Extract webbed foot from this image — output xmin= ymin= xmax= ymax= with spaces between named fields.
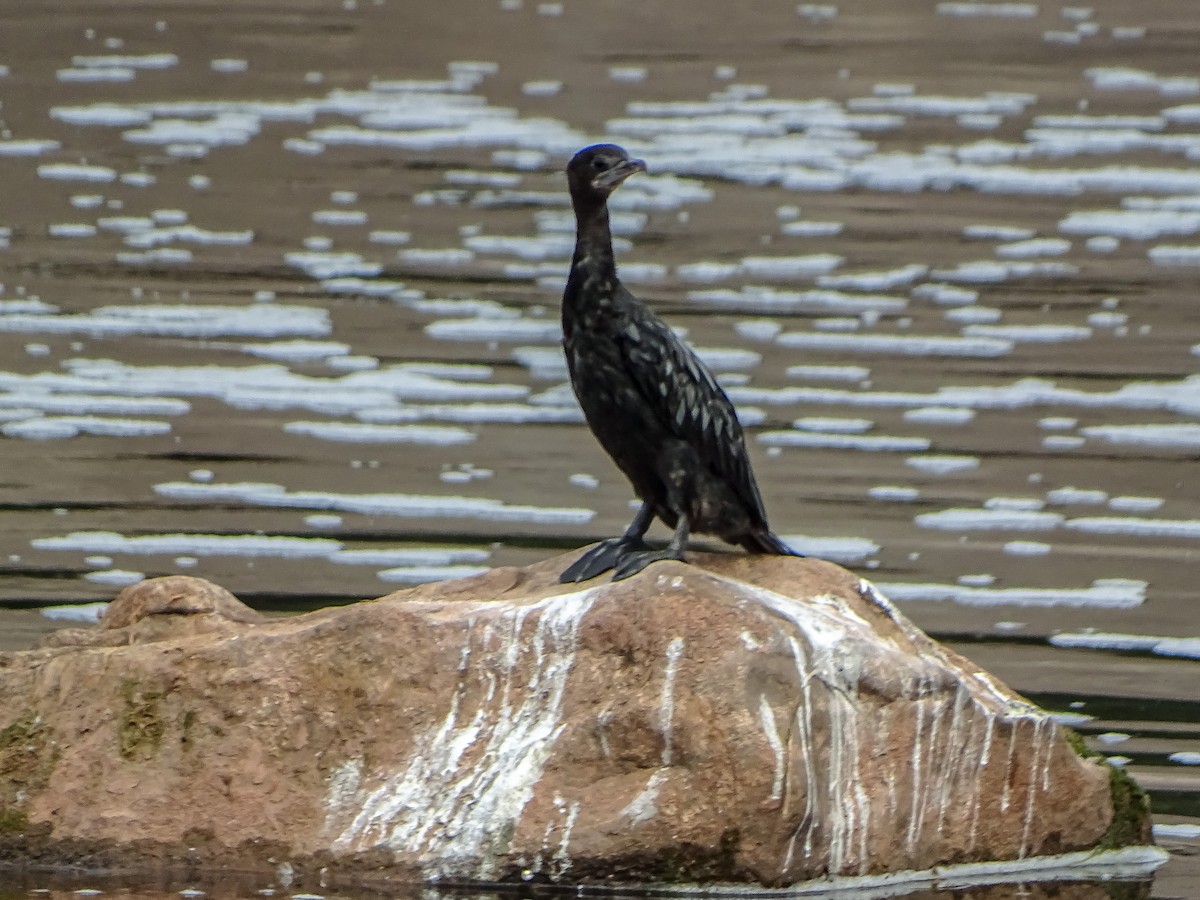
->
xmin=560 ymin=537 xmax=650 ymax=583
xmin=611 ymin=547 xmax=686 ymax=581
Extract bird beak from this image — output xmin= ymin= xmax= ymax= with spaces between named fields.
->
xmin=593 ymin=157 xmax=647 ymax=191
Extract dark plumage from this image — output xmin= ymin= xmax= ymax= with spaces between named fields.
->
xmin=559 ymin=143 xmax=800 ymax=583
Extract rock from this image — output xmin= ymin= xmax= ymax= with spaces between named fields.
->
xmin=0 ymin=552 xmax=1158 ymax=890
xmin=39 ymin=575 xmax=266 ymax=649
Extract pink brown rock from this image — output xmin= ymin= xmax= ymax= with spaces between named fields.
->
xmin=0 ymin=553 xmax=1155 ymax=889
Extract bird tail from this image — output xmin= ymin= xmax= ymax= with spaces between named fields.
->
xmin=741 ymin=528 xmax=804 ymax=557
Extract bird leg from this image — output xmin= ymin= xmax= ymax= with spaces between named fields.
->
xmin=611 ymin=511 xmax=690 ymax=581
xmin=560 ymin=501 xmax=654 ymax=583
xmin=610 ymin=440 xmax=696 ymax=581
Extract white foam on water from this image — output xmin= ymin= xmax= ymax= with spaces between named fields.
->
xmin=320 ymin=277 xmax=413 ymax=299
xmin=1149 ymin=245 xmax=1200 ymax=265
xmin=400 ymin=248 xmax=476 ymax=266
xmin=568 ymin=473 xmax=599 ymax=489
xmin=818 ymin=264 xmax=928 ymax=291
xmin=985 ymin=497 xmax=1045 ymax=511
xmin=83 ymin=569 xmax=145 ymax=586
xmin=786 ymin=364 xmax=870 ymax=382
xmin=777 ymin=331 xmax=1012 ymax=358
xmin=1081 ymin=423 xmax=1200 ymax=448
xmin=962 ymin=324 xmax=1092 ymax=343
xmin=760 ymin=430 xmax=930 ymax=452
xmin=152 ymin=209 xmax=188 ymax=225
xmin=0 ymin=139 xmax=61 ymax=156
xmin=305 ymin=515 xmax=343 ymax=529
xmin=691 ymin=286 xmax=907 ymax=314
xmin=124 ymin=225 xmax=254 ymax=248
xmin=211 ymin=58 xmax=249 ymax=73
xmin=240 ymin=341 xmax=351 ymax=362
xmin=445 ymin=170 xmax=523 ymax=188
xmin=779 ymin=535 xmax=879 ymax=563
xmin=58 ymin=67 xmax=136 ymax=83
xmin=1043 ymin=434 xmax=1085 ymax=449
xmin=1155 ymin=824 xmax=1200 ymax=839
xmin=734 ymin=320 xmax=782 ymax=341
xmin=284 ymin=421 xmax=476 ymax=445
xmin=793 ymin=417 xmax=873 ymax=434
xmin=1065 ymin=516 xmax=1200 ymax=539
xmin=1049 ymin=631 xmax=1196 ymax=657
xmin=1003 ymin=541 xmax=1051 ymax=556
xmin=995 ymin=238 xmax=1071 ymax=258
xmin=1108 ymin=496 xmax=1164 ymax=512
xmin=1045 ymin=486 xmax=1107 ymax=505
xmin=286 ymin=251 xmax=382 ymax=279
xmin=1087 ymin=235 xmax=1120 ymax=252
xmin=464 ymin=233 xmax=580 ymax=261
xmin=1 ymin=416 xmax=171 ymax=439
xmin=739 ymin=254 xmax=844 ymax=278
xmin=154 ymin=480 xmax=595 ymax=525
xmin=696 ymin=347 xmax=761 ymax=371
xmin=425 ymin=318 xmax=560 ymax=343
xmin=33 ymin=531 xmax=343 ymax=558
xmin=937 ymin=2 xmax=1037 ymax=17
xmin=880 ymin=579 xmax=1146 ymax=608
xmin=48 ymin=224 xmax=98 ymax=238
xmin=912 ymin=283 xmax=979 ymax=306
xmin=868 ymin=485 xmax=920 ymax=502
xmin=1059 ymin=209 xmax=1200 ymax=238
xmin=331 ymin=547 xmax=489 ymax=566
xmin=916 ymin=509 xmax=1063 ymax=531
xmin=903 ymin=406 xmax=975 ymax=425
xmin=368 ymin=230 xmax=411 ymax=245
xmin=782 ymin=221 xmax=844 ymax=237
xmin=124 ymin=114 xmax=261 ymax=148
xmin=73 ymin=53 xmax=178 ymax=69
xmin=1087 ymin=67 xmax=1199 ymax=96
xmin=37 ymin=163 xmax=117 ymax=182
xmin=312 ymin=209 xmax=368 ymax=226
xmin=117 ymin=248 xmax=195 ymax=266
xmin=905 ymin=455 xmax=980 ymax=474
xmin=377 ymin=565 xmax=492 ymax=584
xmin=932 ymin=260 xmax=1077 ymax=283
xmin=0 ymin=304 xmax=330 ymax=338
xmin=964 ymin=224 xmax=1036 ymax=240
xmin=40 ymin=602 xmax=110 ymax=623
xmin=945 ymin=306 xmax=1002 ymax=324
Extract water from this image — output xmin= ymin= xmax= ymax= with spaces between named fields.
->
xmin=1 ymin=0 xmax=1199 ymax=893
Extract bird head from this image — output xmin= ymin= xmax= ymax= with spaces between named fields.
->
xmin=566 ymin=144 xmax=647 ymax=204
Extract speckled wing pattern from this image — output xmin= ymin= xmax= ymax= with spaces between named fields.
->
xmin=612 ymin=283 xmax=769 ymax=523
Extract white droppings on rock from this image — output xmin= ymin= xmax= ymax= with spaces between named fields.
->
xmin=331 ymin=588 xmax=598 ymax=879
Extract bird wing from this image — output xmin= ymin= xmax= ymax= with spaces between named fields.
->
xmin=613 ymin=284 xmax=770 ymax=522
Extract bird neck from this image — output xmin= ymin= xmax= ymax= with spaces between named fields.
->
xmin=569 ymin=199 xmax=616 ymax=281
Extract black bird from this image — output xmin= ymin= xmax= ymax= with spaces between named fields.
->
xmin=559 ymin=143 xmax=800 ymax=583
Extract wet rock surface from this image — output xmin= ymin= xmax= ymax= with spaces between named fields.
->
xmin=0 ymin=556 xmax=1155 ymax=888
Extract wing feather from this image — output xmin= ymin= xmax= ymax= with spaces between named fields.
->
xmin=612 ymin=285 xmax=769 ymax=521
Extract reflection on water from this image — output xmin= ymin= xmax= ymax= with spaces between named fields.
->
xmin=0 ymin=873 xmax=1162 ymax=900
xmin=2 ymin=0 xmax=1200 ymax=892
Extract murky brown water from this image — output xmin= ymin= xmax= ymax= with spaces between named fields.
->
xmin=2 ymin=0 xmax=1200 ymax=893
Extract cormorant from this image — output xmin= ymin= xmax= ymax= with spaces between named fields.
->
xmin=559 ymin=143 xmax=800 ymax=583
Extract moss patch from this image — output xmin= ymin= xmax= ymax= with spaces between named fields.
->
xmin=0 ymin=712 xmax=58 ymax=836
xmin=1101 ymin=763 xmax=1152 ymax=849
xmin=0 ymin=807 xmax=28 ymax=834
xmin=119 ymin=680 xmax=166 ymax=761
xmin=1062 ymin=726 xmax=1152 ymax=849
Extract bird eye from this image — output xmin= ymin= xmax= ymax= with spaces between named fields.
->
xmin=591 ymin=157 xmax=607 ymax=171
